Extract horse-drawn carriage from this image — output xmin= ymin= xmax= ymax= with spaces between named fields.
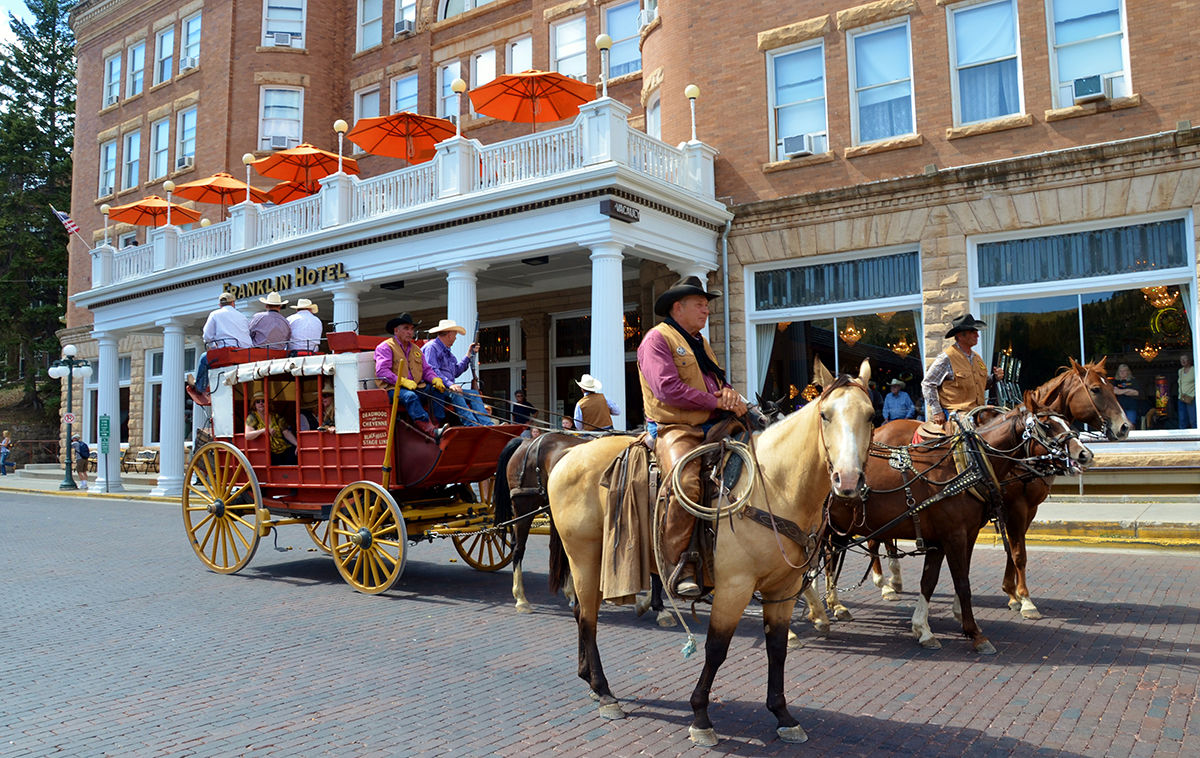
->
xmin=182 ymin=337 xmax=523 ymax=594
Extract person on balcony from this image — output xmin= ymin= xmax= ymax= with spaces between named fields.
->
xmin=244 ymin=392 xmax=298 ymax=465
xmin=192 ymin=292 xmax=251 ymax=394
xmin=374 ymin=313 xmax=444 ymax=438
xmin=287 ymin=298 xmax=323 ymax=355
xmin=249 ymin=291 xmax=292 ymax=350
xmin=573 ymin=373 xmax=620 ymax=431
xmin=422 ymin=319 xmax=493 ymax=427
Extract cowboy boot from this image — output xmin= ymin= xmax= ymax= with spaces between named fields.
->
xmin=414 ymin=418 xmax=439 ymax=439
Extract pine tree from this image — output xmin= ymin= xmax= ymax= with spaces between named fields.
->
xmin=0 ymin=1 xmax=76 ymax=408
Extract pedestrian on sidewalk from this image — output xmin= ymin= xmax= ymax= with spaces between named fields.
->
xmin=72 ymin=434 xmax=90 ymax=490
xmin=0 ymin=430 xmax=14 ymax=475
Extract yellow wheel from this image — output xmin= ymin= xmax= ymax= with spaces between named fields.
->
xmin=452 ymin=529 xmax=516 ymax=571
xmin=305 ymin=520 xmax=332 ymax=554
xmin=182 ymin=441 xmax=263 ymax=574
xmin=329 ymin=481 xmax=407 ymax=594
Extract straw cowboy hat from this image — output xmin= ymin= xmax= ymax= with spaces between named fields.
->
xmin=654 ymin=275 xmax=721 ymax=317
xmin=944 ymin=313 xmax=988 ymax=338
xmin=291 ymin=298 xmax=318 ymax=313
xmin=385 ymin=313 xmax=415 ymax=332
xmin=219 ymin=292 xmax=235 ymax=305
xmin=251 ymin=391 xmax=265 ymax=401
xmin=889 ymin=378 xmax=905 ymax=388
xmin=428 ymin=318 xmax=467 ymax=336
xmin=259 ymin=291 xmax=289 ymax=307
xmin=576 ymin=374 xmax=602 ymax=393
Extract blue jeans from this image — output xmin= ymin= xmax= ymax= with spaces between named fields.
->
xmin=442 ymin=388 xmax=493 ymax=426
xmin=1180 ymin=399 xmax=1196 ymax=429
xmin=194 ymin=353 xmax=210 ymax=393
xmin=387 ymin=388 xmax=433 ymax=423
xmin=0 ymin=448 xmax=9 ymax=475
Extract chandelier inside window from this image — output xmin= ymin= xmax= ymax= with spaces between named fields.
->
xmin=1141 ymin=286 xmax=1178 ymax=309
xmin=889 ymin=332 xmax=915 ymax=358
xmin=1137 ymin=342 xmax=1160 ymax=362
xmin=839 ymin=318 xmax=864 ymax=347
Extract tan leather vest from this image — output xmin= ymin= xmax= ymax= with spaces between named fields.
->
xmin=940 ymin=346 xmax=988 ymax=411
xmin=374 ymin=338 xmax=424 ymax=390
xmin=577 ymin=393 xmax=613 ymax=430
xmin=639 ymin=322 xmax=719 ymax=426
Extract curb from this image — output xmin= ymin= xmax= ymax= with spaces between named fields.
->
xmin=975 ymin=528 xmax=1200 ymax=550
xmin=0 ymin=485 xmax=178 ymax=503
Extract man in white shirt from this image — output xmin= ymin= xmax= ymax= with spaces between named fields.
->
xmin=194 ymin=292 xmax=251 ymax=393
xmin=287 ymin=298 xmax=324 ymax=354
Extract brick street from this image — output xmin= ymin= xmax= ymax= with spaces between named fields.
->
xmin=2 ymin=493 xmax=1197 ymax=757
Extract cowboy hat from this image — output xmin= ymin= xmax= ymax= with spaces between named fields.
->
xmin=428 ymin=318 xmax=467 ymax=336
xmin=385 ymin=313 xmax=415 ymax=332
xmin=291 ymin=298 xmax=318 ymax=313
xmin=576 ymin=374 xmax=602 ymax=393
xmin=321 ymin=386 xmax=335 ymax=396
xmin=945 ymin=313 xmax=987 ymax=338
xmin=889 ymin=378 xmax=905 ymax=388
xmin=654 ymin=275 xmax=721 ymax=317
xmin=251 ymin=391 xmax=265 ymax=401
xmin=218 ymin=292 xmax=235 ymax=305
xmin=259 ymin=291 xmax=289 ymax=307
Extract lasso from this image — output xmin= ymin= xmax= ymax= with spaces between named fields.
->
xmin=669 ymin=439 xmax=758 ymax=520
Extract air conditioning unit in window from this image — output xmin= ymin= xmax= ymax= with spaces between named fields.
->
xmin=180 ymin=56 xmax=198 ymax=71
xmin=175 ymin=155 xmax=194 ymax=170
xmin=394 ymin=19 xmax=413 ymax=35
xmin=782 ymin=133 xmax=827 ymax=158
xmin=104 ymin=94 xmax=118 ymax=107
xmin=268 ymin=135 xmax=292 ymax=150
xmin=272 ymin=32 xmax=294 ymax=47
xmin=1072 ymin=74 xmax=1111 ymax=104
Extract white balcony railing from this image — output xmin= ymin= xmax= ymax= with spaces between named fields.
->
xmin=627 ymin=129 xmax=683 ymax=186
xmin=475 ymin=122 xmax=584 ymax=191
xmin=111 ymin=242 xmax=155 ymax=284
xmin=258 ymin=195 xmax=321 ymax=246
xmin=179 ymin=219 xmax=232 ymax=266
xmin=350 ymin=162 xmax=437 ymax=222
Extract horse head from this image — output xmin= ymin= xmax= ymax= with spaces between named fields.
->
xmin=818 ymin=359 xmax=876 ymax=498
xmin=1024 ymin=406 xmax=1094 ymax=475
xmin=1067 ymin=356 xmax=1130 ymax=441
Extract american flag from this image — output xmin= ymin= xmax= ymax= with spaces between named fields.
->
xmin=51 ymin=205 xmax=80 ymax=235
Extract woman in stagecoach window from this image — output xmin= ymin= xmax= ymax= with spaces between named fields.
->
xmin=1111 ymin=363 xmax=1141 ymax=428
xmin=245 ymin=392 xmax=298 ymax=465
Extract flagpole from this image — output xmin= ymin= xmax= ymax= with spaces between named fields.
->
xmin=49 ymin=204 xmax=92 ymax=249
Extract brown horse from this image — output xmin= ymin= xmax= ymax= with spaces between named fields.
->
xmin=547 ymin=364 xmax=875 ymax=746
xmin=819 ymin=406 xmax=1093 ymax=653
xmin=868 ymin=357 xmax=1127 ymax=618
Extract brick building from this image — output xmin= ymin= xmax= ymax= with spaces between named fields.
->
xmin=63 ymin=0 xmax=1198 ymax=494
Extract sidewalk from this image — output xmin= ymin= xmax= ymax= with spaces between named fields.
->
xmin=0 ymin=464 xmax=174 ymax=502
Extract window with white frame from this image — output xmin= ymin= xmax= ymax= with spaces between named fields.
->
xmin=395 ymin=0 xmax=416 ymax=32
xmin=768 ymin=41 xmax=828 ymax=160
xmin=949 ymin=0 xmax=1020 ymax=125
xmin=176 ymin=107 xmax=197 ymax=162
xmin=645 ymin=91 xmax=661 ymax=139
xmin=438 ymin=61 xmax=461 ymax=120
xmin=122 ymin=131 xmax=141 ymax=190
xmin=848 ymin=19 xmax=914 ymax=144
xmin=1048 ymin=0 xmax=1128 ymax=107
xmin=181 ymin=12 xmax=201 ymax=65
xmin=154 ymin=27 xmax=174 ymax=85
xmin=470 ymin=49 xmax=495 ymax=114
xmin=358 ymin=0 xmax=383 ymax=50
xmin=149 ymin=118 xmax=170 ymax=179
xmin=355 ymin=85 xmax=381 ymax=123
xmin=118 ymin=231 xmax=139 ymax=248
xmin=127 ymin=42 xmax=145 ymax=96
xmin=99 ymin=140 xmax=117 ymax=196
xmin=507 ymin=35 xmax=532 ymax=74
xmin=551 ymin=16 xmax=587 ymax=80
xmin=144 ymin=346 xmax=198 ymax=445
xmin=478 ymin=320 xmax=526 ymax=416
xmin=441 ymin=0 xmax=495 ymax=20
xmin=264 ymin=0 xmax=305 ymax=45
xmin=103 ymin=53 xmax=121 ymax=106
xmin=261 ymin=87 xmax=303 ymax=149
xmin=604 ymin=1 xmax=640 ymax=77
xmin=392 ymin=73 xmax=418 ymax=113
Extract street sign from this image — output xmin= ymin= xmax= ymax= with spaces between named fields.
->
xmin=99 ymin=415 xmax=111 ymax=455
xmin=63 ymin=412 xmax=76 ymax=424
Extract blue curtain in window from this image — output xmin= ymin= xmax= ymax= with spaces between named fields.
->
xmin=955 ymin=1 xmax=1019 ymax=123
xmin=755 ymin=251 xmax=919 ymax=311
xmin=855 ymin=26 xmax=912 ymax=141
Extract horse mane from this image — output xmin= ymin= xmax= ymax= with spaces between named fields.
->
xmin=1032 ymin=359 xmax=1107 ymax=408
xmin=818 ymin=373 xmax=858 ymax=400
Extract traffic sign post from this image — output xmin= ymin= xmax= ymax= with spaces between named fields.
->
xmin=99 ymin=416 xmax=111 ymax=493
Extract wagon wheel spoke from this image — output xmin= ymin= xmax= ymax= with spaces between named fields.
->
xmin=182 ymin=442 xmax=262 ymax=575
xmin=329 ymin=481 xmax=407 ymax=594
xmin=452 ymin=527 xmax=515 ymax=572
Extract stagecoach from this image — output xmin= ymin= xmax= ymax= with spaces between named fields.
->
xmin=181 ymin=333 xmax=524 ymax=594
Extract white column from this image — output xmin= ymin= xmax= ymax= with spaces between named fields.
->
xmin=329 ymin=281 xmax=367 ymax=332
xmin=589 ymin=243 xmax=626 ymax=431
xmin=444 ymin=263 xmax=481 ymax=362
xmin=151 ymin=318 xmax=186 ymax=497
xmin=92 ymin=331 xmax=124 ymax=493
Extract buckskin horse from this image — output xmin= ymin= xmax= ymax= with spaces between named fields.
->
xmin=546 ymin=363 xmax=875 ymax=746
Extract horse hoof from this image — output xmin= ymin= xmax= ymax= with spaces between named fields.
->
xmin=787 ymin=631 xmax=805 ymax=650
xmin=1021 ymin=605 xmax=1043 ymax=620
xmin=919 ymin=636 xmax=942 ymax=650
xmin=1007 ymin=598 xmax=1022 ymax=612
xmin=890 ymin=581 xmax=903 ymax=593
xmin=514 ymin=601 xmax=533 ymax=615
xmin=881 ymin=586 xmax=900 ymax=601
xmin=689 ymin=727 xmax=719 ymax=747
xmin=589 ymin=690 xmax=601 ymax=701
xmin=777 ymin=725 xmax=808 ymax=744
xmin=975 ymin=640 xmax=998 ymax=655
xmin=813 ymin=621 xmax=830 ymax=636
xmin=871 ymin=572 xmax=885 ymax=588
xmin=598 ymin=702 xmax=625 ymax=720
xmin=656 ymin=611 xmax=676 ymax=628
xmin=833 ymin=607 xmax=853 ymax=622
xmin=634 ymin=596 xmax=651 ymax=617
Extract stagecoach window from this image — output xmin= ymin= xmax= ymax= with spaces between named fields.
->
xmin=754 ymin=250 xmax=919 ymax=311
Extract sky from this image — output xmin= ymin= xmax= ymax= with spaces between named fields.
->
xmin=0 ymin=0 xmax=30 ymax=48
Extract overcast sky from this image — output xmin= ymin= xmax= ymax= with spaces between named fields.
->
xmin=0 ymin=1 xmax=31 ymax=48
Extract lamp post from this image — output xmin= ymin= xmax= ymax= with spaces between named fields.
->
xmin=163 ymin=180 xmax=176 ymax=226
xmin=595 ymin=34 xmax=613 ymax=98
xmin=100 ymin=203 xmax=110 ymax=246
xmin=685 ymin=84 xmax=700 ymax=142
xmin=48 ymin=345 xmax=93 ymax=490
xmin=242 ymin=152 xmax=256 ymax=204
xmin=333 ymin=119 xmax=349 ymax=174
xmin=451 ymin=77 xmax=467 ymax=137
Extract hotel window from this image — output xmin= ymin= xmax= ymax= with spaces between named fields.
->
xmin=470 ymin=49 xmax=495 ymax=114
xmin=645 ymin=91 xmax=661 ymax=139
xmin=154 ymin=27 xmax=174 ymax=85
xmin=392 ymin=73 xmax=418 ymax=113
xmin=1048 ymin=0 xmax=1129 ymax=107
xmin=103 ymin=54 xmax=121 ymax=106
xmin=264 ymin=0 xmax=305 ymax=46
xmin=848 ymin=19 xmax=914 ymax=144
xmin=551 ymin=16 xmax=587 ymax=80
xmin=440 ymin=0 xmax=495 ymax=20
xmin=949 ymin=0 xmax=1021 ymax=125
xmin=177 ymin=107 xmax=197 ymax=163
xmin=506 ymin=35 xmax=532 ymax=74
xmin=355 ymin=85 xmax=381 ymax=122
xmin=604 ymin=1 xmax=640 ymax=77
xmin=261 ymin=87 xmax=303 ymax=150
xmin=358 ymin=0 xmax=383 ymax=51
xmin=396 ymin=0 xmax=416 ymax=32
xmin=438 ymin=61 xmax=461 ymax=121
xmin=181 ymin=13 xmax=202 ymax=65
xmin=126 ymin=42 xmax=145 ymax=96
xmin=99 ymin=140 xmax=117 ymax=196
xmin=122 ymin=131 xmax=141 ymax=190
xmin=150 ymin=118 xmax=170 ymax=179
xmin=144 ymin=347 xmax=198 ymax=445
xmin=118 ymin=231 xmax=139 ymax=248
xmin=768 ymin=41 xmax=828 ymax=161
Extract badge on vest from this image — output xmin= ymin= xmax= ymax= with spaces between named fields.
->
xmin=676 ymin=346 xmax=687 ymax=355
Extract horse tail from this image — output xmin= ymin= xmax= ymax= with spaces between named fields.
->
xmin=492 ymin=435 xmax=523 ymax=526
xmin=547 ymin=517 xmax=568 ymax=595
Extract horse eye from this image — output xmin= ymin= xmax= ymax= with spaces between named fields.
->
xmin=820 ymin=413 xmax=830 ymax=423
xmin=1090 ymin=386 xmax=1101 ymax=394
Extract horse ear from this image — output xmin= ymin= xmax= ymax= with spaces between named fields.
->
xmin=812 ymin=355 xmax=834 ymax=388
xmin=1024 ymin=389 xmax=1039 ymax=410
xmin=1068 ymin=356 xmax=1085 ymax=376
xmin=857 ymin=358 xmax=872 ymax=387
xmin=1095 ymin=355 xmax=1109 ymax=374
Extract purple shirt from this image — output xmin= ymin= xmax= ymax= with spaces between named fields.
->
xmin=248 ymin=310 xmax=291 ymax=349
xmin=636 ymin=328 xmax=721 ymax=420
xmin=422 ymin=338 xmax=472 ymax=385
xmin=374 ymin=339 xmax=437 ymax=386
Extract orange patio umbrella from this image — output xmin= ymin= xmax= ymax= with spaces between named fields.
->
xmin=250 ymin=143 xmax=359 ymax=186
xmin=468 ymin=70 xmax=596 ymax=128
xmin=346 ymin=112 xmax=455 ymax=163
xmin=173 ymin=172 xmax=269 ymax=219
xmin=267 ymin=180 xmax=320 ymax=205
xmin=107 ymin=195 xmax=202 ymax=227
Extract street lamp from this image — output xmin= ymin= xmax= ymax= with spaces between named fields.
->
xmin=451 ymin=78 xmax=467 ymax=137
xmin=100 ymin=203 xmax=111 ymax=246
xmin=48 ymin=345 xmax=93 ymax=490
xmin=334 ymin=119 xmax=349 ymax=174
xmin=595 ymin=34 xmax=613 ymax=98
xmin=685 ymin=84 xmax=700 ymax=142
xmin=163 ymin=180 xmax=176 ymax=226
xmin=242 ymin=152 xmax=256 ymax=204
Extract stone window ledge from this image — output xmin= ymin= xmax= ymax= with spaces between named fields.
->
xmin=844 ymin=133 xmax=922 ymax=159
xmin=762 ymin=151 xmax=836 ymax=173
xmin=1045 ymin=94 xmax=1140 ymax=123
xmin=255 ymin=45 xmax=308 ymax=54
xmin=946 ymin=113 xmax=1033 ymax=140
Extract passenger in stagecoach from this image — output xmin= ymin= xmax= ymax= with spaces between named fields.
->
xmin=287 ymin=298 xmax=323 ymax=355
xmin=249 ymin=291 xmax=293 ymax=350
xmin=373 ymin=313 xmax=443 ymax=439
xmin=244 ymin=392 xmax=298 ymax=465
xmin=921 ymin=313 xmax=1004 ymax=431
xmin=422 ymin=319 xmax=494 ymax=426
xmin=573 ymin=374 xmax=620 ymax=431
xmin=637 ymin=275 xmax=746 ymax=598
xmin=882 ymin=378 xmax=916 ymax=423
xmin=192 ymin=292 xmax=251 ymax=394
xmin=316 ymin=387 xmax=336 ymax=432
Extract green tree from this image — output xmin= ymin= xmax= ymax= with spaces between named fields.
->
xmin=0 ymin=1 xmax=76 ymax=409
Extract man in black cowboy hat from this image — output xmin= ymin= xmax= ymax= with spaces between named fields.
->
xmin=637 ymin=275 xmax=745 ymax=597
xmin=373 ymin=313 xmax=444 ymax=438
xmin=921 ymin=313 xmax=1004 ymax=426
